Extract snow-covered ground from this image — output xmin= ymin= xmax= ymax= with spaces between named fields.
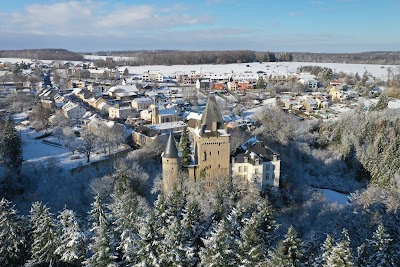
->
xmin=118 ymin=61 xmax=394 ymax=81
xmin=16 ymin=123 xmax=129 ymax=171
xmin=319 ymin=189 xmax=349 ymax=205
xmin=83 ymin=54 xmax=136 ymax=61
xmin=0 ymin=56 xmax=395 ymax=80
xmin=242 ymin=98 xmax=276 ymax=119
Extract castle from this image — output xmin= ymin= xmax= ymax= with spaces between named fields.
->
xmin=162 ymin=94 xmax=231 ymax=192
xmin=161 ymin=94 xmax=281 ymax=194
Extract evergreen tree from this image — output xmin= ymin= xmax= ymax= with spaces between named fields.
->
xmin=316 ymin=235 xmax=334 ymax=267
xmin=135 ymin=212 xmax=163 ymax=267
xmin=0 ymin=198 xmax=26 ymax=267
xmin=256 ymin=76 xmax=265 ymax=89
xmin=354 ymin=72 xmax=360 ymax=82
xmin=257 ymin=197 xmax=277 ymax=249
xmin=199 ymin=217 xmax=240 ymax=266
xmin=55 ymin=207 xmax=85 ymax=266
xmin=162 ymin=216 xmax=196 ymax=267
xmin=108 ymin=170 xmax=141 ymax=265
xmin=370 ymin=94 xmax=389 ymax=111
xmin=181 ymin=199 xmax=203 ymax=265
xmin=356 ymin=243 xmax=368 ymax=267
xmin=199 ymin=209 xmax=241 ymax=266
xmin=238 ymin=213 xmax=264 ymax=267
xmin=268 ymin=225 xmax=304 ymax=267
xmin=29 ymin=201 xmax=60 ymax=266
xmin=179 ymin=127 xmax=191 ymax=166
xmin=84 ymin=195 xmax=117 ymax=267
xmin=327 ymin=229 xmax=354 ymax=267
xmin=0 ymin=118 xmax=23 ymax=176
xmin=361 ymin=70 xmax=369 ymax=86
xmin=324 ymin=68 xmax=333 ymax=81
xmin=364 ymin=224 xmax=396 ymax=267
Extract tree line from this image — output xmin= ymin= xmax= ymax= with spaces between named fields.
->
xmin=0 ymin=49 xmax=84 ymax=61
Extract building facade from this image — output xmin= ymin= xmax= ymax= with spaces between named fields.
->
xmin=188 ymin=94 xmax=231 ymax=189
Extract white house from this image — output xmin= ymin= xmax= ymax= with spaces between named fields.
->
xmin=132 ymin=97 xmax=154 ymax=111
xmin=108 ymin=106 xmax=133 ymax=120
xmin=62 ymin=101 xmax=87 ymax=119
xmin=299 ymin=78 xmax=318 ymax=90
xmin=231 ymin=138 xmax=281 ymax=191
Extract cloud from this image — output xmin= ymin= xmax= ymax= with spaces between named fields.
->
xmin=1 ymin=0 xmax=211 ymax=37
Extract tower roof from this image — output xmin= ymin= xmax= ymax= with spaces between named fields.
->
xmin=201 ymin=94 xmax=224 ymax=131
xmin=163 ymin=133 xmax=180 ymax=158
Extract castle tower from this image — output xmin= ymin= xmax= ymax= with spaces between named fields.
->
xmin=162 ymin=133 xmax=182 ymax=194
xmin=189 ymin=94 xmax=230 ymax=189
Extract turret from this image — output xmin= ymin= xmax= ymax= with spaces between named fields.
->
xmin=162 ymin=133 xmax=182 ymax=194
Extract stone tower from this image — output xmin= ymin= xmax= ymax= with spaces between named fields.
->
xmin=162 ymin=133 xmax=182 ymax=194
xmin=189 ymin=94 xmax=230 ymax=189
xmin=151 ymin=104 xmax=159 ymax=124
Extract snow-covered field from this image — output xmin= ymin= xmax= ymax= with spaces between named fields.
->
xmin=119 ymin=61 xmax=394 ymax=81
xmin=0 ymin=55 xmax=396 ymax=80
xmin=83 ymin=54 xmax=136 ymax=61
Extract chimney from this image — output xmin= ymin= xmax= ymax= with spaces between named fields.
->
xmin=212 ymin=121 xmax=217 ymax=132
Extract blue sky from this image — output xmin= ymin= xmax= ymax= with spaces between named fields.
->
xmin=0 ymin=0 xmax=399 ymax=52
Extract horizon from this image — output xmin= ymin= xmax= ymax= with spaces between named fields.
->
xmin=1 ymin=0 xmax=399 ymax=53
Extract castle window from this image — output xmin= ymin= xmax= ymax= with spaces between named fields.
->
xmin=244 ymin=166 xmax=248 ymax=172
xmin=210 ymin=151 xmax=211 ymax=156
xmin=203 ymin=151 xmax=207 ymax=161
xmin=238 ymin=166 xmax=242 ymax=172
xmin=218 ymin=151 xmax=219 ymax=155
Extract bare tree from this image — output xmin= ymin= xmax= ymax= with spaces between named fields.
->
xmin=81 ymin=130 xmax=98 ymax=162
xmin=29 ymin=105 xmax=52 ymax=132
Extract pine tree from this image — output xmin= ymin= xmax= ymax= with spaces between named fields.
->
xmin=364 ymin=224 xmax=396 ymax=267
xmin=316 ymin=235 xmax=334 ymax=267
xmin=0 ymin=118 xmax=23 ymax=176
xmin=257 ymin=197 xmax=277 ymax=249
xmin=54 ymin=207 xmax=85 ymax=265
xmin=0 ymin=198 xmax=26 ymax=267
xmin=181 ymin=199 xmax=203 ymax=265
xmin=238 ymin=213 xmax=264 ymax=267
xmin=179 ymin=127 xmax=191 ymax=166
xmin=108 ymin=170 xmax=141 ymax=265
xmin=84 ymin=195 xmax=117 ymax=267
xmin=199 ymin=218 xmax=240 ymax=267
xmin=135 ymin=212 xmax=163 ymax=267
xmin=29 ymin=201 xmax=60 ymax=266
xmin=268 ymin=225 xmax=304 ymax=267
xmin=327 ymin=229 xmax=354 ymax=267
xmin=161 ymin=216 xmax=196 ymax=267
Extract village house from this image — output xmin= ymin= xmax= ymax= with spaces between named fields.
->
xmin=131 ymin=97 xmax=154 ymax=111
xmin=62 ymin=101 xmax=87 ymax=119
xmin=299 ymin=78 xmax=318 ymax=90
xmin=108 ymin=106 xmax=133 ymax=120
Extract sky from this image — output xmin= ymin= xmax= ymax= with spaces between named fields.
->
xmin=0 ymin=0 xmax=399 ymax=53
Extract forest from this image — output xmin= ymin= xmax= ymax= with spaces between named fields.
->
xmin=1 ymin=90 xmax=400 ymax=266
xmin=0 ymin=49 xmax=84 ymax=61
